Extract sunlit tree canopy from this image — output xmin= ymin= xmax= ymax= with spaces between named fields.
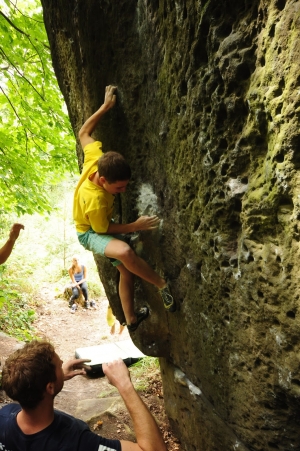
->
xmin=0 ymin=0 xmax=76 ymax=215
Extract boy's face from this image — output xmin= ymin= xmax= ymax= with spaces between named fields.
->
xmin=101 ymin=178 xmax=129 ymax=194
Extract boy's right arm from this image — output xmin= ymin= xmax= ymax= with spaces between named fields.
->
xmin=79 ymin=85 xmax=117 ymax=149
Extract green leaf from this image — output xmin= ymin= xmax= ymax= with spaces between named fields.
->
xmin=0 ymin=0 xmax=76 ymax=215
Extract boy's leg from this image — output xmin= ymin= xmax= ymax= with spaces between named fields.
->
xmin=106 ymin=239 xmax=176 ymax=313
xmin=105 ymin=239 xmax=166 ymax=288
xmin=79 ymin=230 xmax=162 ymax=285
xmin=116 ymin=263 xmax=135 ymax=324
xmin=78 ymin=230 xmax=175 ymax=316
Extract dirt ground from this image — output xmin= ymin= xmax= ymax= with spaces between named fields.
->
xmin=0 ymin=283 xmax=182 ymax=450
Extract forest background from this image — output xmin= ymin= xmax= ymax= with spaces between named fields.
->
xmin=0 ymin=0 xmax=103 ymax=340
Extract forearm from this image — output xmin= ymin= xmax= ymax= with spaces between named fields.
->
xmin=79 ymin=103 xmax=111 ymax=139
xmin=106 ymin=222 xmax=138 ymax=235
xmin=0 ymin=239 xmax=16 ymax=265
xmin=120 ymin=383 xmax=167 ymax=451
xmin=106 ymin=214 xmax=160 ymax=234
xmin=77 ymin=279 xmax=86 ymax=285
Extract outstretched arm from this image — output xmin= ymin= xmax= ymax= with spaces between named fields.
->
xmin=103 ymin=359 xmax=167 ymax=451
xmin=78 ymin=85 xmax=117 ymax=149
xmin=0 ymin=223 xmax=24 ymax=265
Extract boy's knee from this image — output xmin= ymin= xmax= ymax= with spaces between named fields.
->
xmin=118 ymin=245 xmax=136 ymax=263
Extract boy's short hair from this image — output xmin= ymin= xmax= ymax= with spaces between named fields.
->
xmin=2 ymin=340 xmax=57 ymax=409
xmin=98 ymin=151 xmax=131 ymax=184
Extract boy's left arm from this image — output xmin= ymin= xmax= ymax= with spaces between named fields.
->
xmin=79 ymin=85 xmax=117 ymax=149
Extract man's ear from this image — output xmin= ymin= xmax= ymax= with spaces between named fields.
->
xmin=46 ymin=382 xmax=55 ymax=396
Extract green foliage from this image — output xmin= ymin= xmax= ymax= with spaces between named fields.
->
xmin=0 ymin=181 xmax=104 ymax=341
xmin=0 ymin=180 xmax=102 ymax=316
xmin=0 ymin=0 xmax=77 ymax=215
xmin=0 ymin=266 xmax=36 ymax=341
xmin=130 ymin=357 xmax=160 ymax=391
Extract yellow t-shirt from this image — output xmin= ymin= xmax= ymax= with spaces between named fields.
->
xmin=73 ymin=141 xmax=115 ymax=233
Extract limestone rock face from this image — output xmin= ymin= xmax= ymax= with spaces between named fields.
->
xmin=41 ymin=0 xmax=300 ymax=449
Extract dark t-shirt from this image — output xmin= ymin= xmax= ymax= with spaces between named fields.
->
xmin=0 ymin=403 xmax=121 ymax=451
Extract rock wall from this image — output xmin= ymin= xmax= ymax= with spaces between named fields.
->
xmin=41 ymin=0 xmax=300 ymax=449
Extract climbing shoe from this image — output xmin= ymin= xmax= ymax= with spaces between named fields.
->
xmin=84 ymin=301 xmax=90 ymax=309
xmin=127 ymin=306 xmax=149 ymax=332
xmin=90 ymin=300 xmax=96 ymax=309
xmin=159 ymin=285 xmax=176 ymax=312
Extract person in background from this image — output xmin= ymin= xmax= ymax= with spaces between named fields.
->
xmin=0 ymin=223 xmax=24 ymax=265
xmin=107 ymin=304 xmax=125 ymax=335
xmin=68 ymin=255 xmax=96 ymax=312
xmin=0 ymin=340 xmax=167 ymax=451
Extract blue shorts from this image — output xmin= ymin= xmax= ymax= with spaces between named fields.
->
xmin=77 ymin=229 xmax=126 ymax=267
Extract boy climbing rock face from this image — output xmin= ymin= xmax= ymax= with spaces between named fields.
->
xmin=73 ymin=85 xmax=176 ymax=331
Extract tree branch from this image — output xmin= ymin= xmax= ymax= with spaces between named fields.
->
xmin=0 ymin=46 xmax=45 ymax=101
xmin=0 ymin=85 xmax=24 ymax=125
xmin=0 ymin=10 xmax=30 ymax=37
xmin=8 ymin=0 xmax=44 ymax=24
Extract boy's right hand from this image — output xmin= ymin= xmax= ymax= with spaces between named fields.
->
xmin=134 ymin=215 xmax=160 ymax=231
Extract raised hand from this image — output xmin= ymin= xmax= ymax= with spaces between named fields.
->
xmin=102 ymin=358 xmax=131 ymax=391
xmin=104 ymin=85 xmax=117 ymax=110
xmin=9 ymin=223 xmax=24 ymax=241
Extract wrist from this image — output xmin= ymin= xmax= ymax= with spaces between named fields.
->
xmin=127 ymin=221 xmax=137 ymax=233
xmin=116 ymin=379 xmax=135 ymax=395
xmin=100 ymin=103 xmax=111 ymax=113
